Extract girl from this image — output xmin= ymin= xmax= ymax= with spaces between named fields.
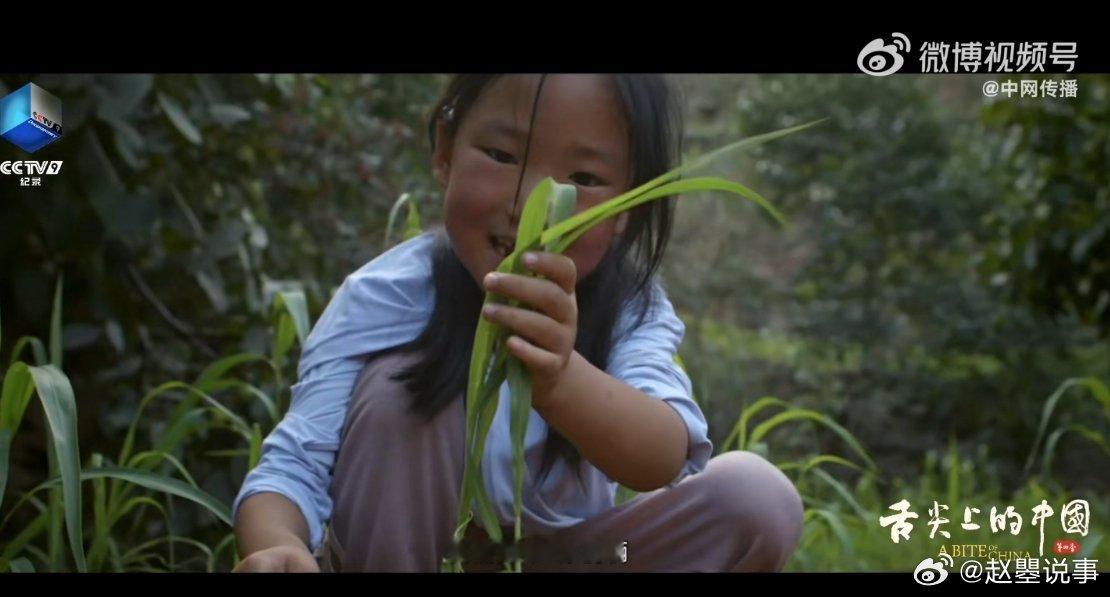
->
xmin=232 ymin=74 xmax=804 ymax=572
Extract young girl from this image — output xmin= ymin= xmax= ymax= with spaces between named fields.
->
xmin=232 ymin=74 xmax=804 ymax=572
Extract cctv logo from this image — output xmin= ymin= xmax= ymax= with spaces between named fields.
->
xmin=0 ymin=161 xmax=63 ymax=175
xmin=1 ymin=83 xmax=64 ymax=153
xmin=33 ymin=111 xmax=63 ymax=134
xmin=857 ymin=33 xmax=911 ymax=77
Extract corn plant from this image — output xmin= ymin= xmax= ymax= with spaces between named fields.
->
xmin=719 ymin=394 xmax=880 ymax=557
xmin=1 ymin=277 xmax=84 ymax=572
xmin=1023 ymin=376 xmax=1110 ymax=478
xmin=383 ymin=192 xmax=424 ymax=251
xmin=0 ymin=276 xmax=311 ymax=572
xmin=445 ymin=120 xmax=824 ymax=572
xmin=790 ymin=442 xmax=1110 ymax=571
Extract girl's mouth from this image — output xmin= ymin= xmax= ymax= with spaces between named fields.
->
xmin=489 ymin=235 xmax=516 ymax=259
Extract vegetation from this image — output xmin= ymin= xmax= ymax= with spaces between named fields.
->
xmin=1 ymin=74 xmax=1106 ymax=572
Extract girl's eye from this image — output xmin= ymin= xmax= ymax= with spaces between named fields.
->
xmin=482 ymin=147 xmax=517 ymax=165
xmin=569 ymin=172 xmax=606 ymax=187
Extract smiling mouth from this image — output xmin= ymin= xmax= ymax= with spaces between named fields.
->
xmin=489 ymin=235 xmax=516 ymax=259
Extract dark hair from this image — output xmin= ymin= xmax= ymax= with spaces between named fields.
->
xmin=375 ymin=74 xmax=684 ymax=488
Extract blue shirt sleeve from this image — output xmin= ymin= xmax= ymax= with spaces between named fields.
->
xmin=232 ymin=231 xmax=436 ymax=552
xmin=605 ymin=280 xmax=713 ymax=487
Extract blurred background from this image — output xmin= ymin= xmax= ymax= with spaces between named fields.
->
xmin=0 ymin=74 xmax=1107 ymax=572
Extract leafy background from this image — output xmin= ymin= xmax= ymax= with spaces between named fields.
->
xmin=0 ymin=74 xmax=1106 ymax=572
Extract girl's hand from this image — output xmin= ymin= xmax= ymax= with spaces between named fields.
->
xmin=482 ymin=251 xmax=578 ymax=401
xmin=232 ymin=544 xmax=320 ymax=572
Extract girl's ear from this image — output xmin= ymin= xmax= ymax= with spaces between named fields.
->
xmin=432 ymin=118 xmax=452 ymax=189
xmin=614 ymin=211 xmax=630 ymax=235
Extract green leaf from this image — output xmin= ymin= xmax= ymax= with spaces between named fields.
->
xmin=809 ymin=467 xmax=870 ymax=520
xmin=1040 ymin=423 xmax=1109 ymax=477
xmin=273 ymin=314 xmax=296 ymax=366
xmin=750 ymin=407 xmax=878 ymax=474
xmin=95 ymin=74 xmax=154 ymax=120
xmin=0 ymin=364 xmax=85 ymax=571
xmin=110 ymin=496 xmax=167 ymax=528
xmin=88 ymin=453 xmax=109 ymax=571
xmin=550 ymin=176 xmax=787 ymax=254
xmin=203 ymin=379 xmax=278 ymax=424
xmin=0 ymin=511 xmax=47 ymax=565
xmin=722 ymin=396 xmax=792 ymax=452
xmin=0 ymin=367 xmax=35 ymax=438
xmin=194 ymin=352 xmax=274 ymax=393
xmin=507 ymin=357 xmax=531 ymax=543
xmin=38 ymin=467 xmax=232 ymax=527
xmin=209 ymin=104 xmax=251 ymax=126
xmin=194 ymin=269 xmax=229 ymax=313
xmin=538 ymin=120 xmax=825 ymax=250
xmin=404 ymin=199 xmax=423 ymax=240
xmin=50 ymin=275 xmax=63 ymax=368
xmin=272 ymin=291 xmax=311 ymax=348
xmin=9 ymin=557 xmax=34 ymax=572
xmin=118 ymin=381 xmax=250 ymax=470
xmin=126 ymin=451 xmax=200 ymax=488
xmin=0 ymin=427 xmax=9 ymax=513
xmin=782 ymin=454 xmax=865 ymax=480
xmin=807 ymin=508 xmax=854 ymax=556
xmin=157 ymin=93 xmax=202 ymax=145
xmin=1024 ymin=376 xmax=1110 ymax=475
xmin=105 ymin=116 xmax=146 ymax=169
xmin=458 ymin=178 xmax=568 ymax=546
xmin=121 ymin=535 xmax=213 ymax=567
xmin=210 ymin=533 xmax=236 ymax=572
xmin=248 ymin=423 xmax=263 ymax=469
xmin=383 ymin=193 xmax=412 ymax=251
xmin=8 ymin=336 xmax=48 ymax=367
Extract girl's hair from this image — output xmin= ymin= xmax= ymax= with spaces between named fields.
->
xmin=372 ymin=74 xmax=684 ymax=488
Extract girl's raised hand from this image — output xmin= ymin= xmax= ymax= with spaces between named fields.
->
xmin=481 ymin=251 xmax=578 ymax=402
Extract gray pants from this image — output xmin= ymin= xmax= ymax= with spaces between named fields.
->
xmin=320 ymin=353 xmax=804 ymax=572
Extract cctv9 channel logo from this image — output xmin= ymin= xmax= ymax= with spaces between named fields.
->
xmin=32 ymin=111 xmax=62 ymax=135
xmin=857 ymin=33 xmax=910 ymax=77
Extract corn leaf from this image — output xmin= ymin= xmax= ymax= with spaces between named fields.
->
xmin=9 ymin=557 xmax=35 ymax=572
xmin=1024 ymin=376 xmax=1110 ymax=475
xmin=404 ymin=199 xmax=423 ymax=240
xmin=35 ymin=467 xmax=232 ymax=527
xmin=750 ymin=407 xmax=878 ymax=474
xmin=0 ymin=363 xmax=85 ymax=571
xmin=722 ymin=396 xmax=793 ymax=452
xmin=50 ymin=275 xmax=63 ymax=369
xmin=8 ymin=336 xmax=48 ymax=367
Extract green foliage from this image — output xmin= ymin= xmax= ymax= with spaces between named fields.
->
xmin=668 ymin=75 xmax=1110 ymax=491
xmin=787 ymin=439 xmax=1110 ymax=571
xmin=974 ymin=77 xmax=1110 ymax=336
xmin=0 ymin=75 xmax=441 ymax=567
xmin=1 ymin=278 xmax=86 ymax=571
xmin=0 ymin=272 xmax=311 ymax=572
xmin=1024 ymin=376 xmax=1110 ymax=477
xmin=2 ymin=74 xmax=1106 ymax=572
xmin=0 ymin=74 xmax=441 ymax=503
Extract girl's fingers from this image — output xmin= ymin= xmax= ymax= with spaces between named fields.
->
xmin=483 ymin=271 xmax=577 ymax=324
xmin=504 ymin=335 xmax=564 ymax=374
xmin=483 ymin=303 xmax=570 ymax=354
xmin=521 ymin=252 xmax=577 ymax=294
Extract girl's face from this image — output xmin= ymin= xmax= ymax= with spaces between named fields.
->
xmin=433 ymin=74 xmax=633 ymax=288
